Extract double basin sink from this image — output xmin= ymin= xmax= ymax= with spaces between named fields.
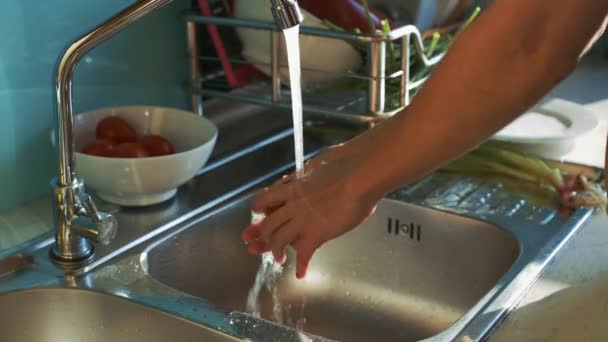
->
xmin=0 ymin=102 xmax=598 ymax=341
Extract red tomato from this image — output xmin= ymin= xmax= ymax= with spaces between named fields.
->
xmin=140 ymin=135 xmax=175 ymax=157
xmin=96 ymin=117 xmax=137 ymax=144
xmin=81 ymin=139 xmax=115 ymax=157
xmin=111 ymin=142 xmax=150 ymax=158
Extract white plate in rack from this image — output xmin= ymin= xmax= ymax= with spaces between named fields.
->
xmin=490 ymin=98 xmax=599 ymax=158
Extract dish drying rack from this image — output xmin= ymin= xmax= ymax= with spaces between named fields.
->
xmin=185 ymin=12 xmax=448 ymax=123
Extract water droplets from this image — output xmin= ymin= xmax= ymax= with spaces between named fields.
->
xmin=246 ymin=252 xmax=284 ymax=320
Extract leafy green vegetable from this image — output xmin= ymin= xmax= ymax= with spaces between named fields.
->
xmin=456 ymin=6 xmax=482 ymax=36
xmin=381 ymin=19 xmax=397 ymax=73
xmin=425 ymin=32 xmax=441 ymax=56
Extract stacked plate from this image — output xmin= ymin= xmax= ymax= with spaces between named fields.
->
xmin=491 ymin=98 xmax=599 ymax=159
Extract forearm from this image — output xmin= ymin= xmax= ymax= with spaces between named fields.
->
xmin=349 ymin=0 xmax=608 ymax=201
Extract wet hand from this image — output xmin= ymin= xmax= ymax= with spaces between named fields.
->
xmin=240 ymin=144 xmax=380 ymax=279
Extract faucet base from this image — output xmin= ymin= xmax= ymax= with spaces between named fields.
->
xmin=50 ymin=205 xmax=96 ymax=268
xmin=50 ymin=246 xmax=95 ymax=269
xmin=50 ymin=177 xmax=96 ymax=267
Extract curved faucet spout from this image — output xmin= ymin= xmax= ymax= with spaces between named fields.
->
xmin=51 ymin=0 xmax=300 ymax=267
xmin=55 ymin=0 xmax=174 ymax=187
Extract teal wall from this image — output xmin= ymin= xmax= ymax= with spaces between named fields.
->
xmin=0 ymin=0 xmax=191 ymax=212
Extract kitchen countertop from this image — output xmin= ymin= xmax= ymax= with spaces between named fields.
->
xmin=490 ymin=55 xmax=608 ymax=341
xmin=0 ymin=197 xmax=52 ymax=251
xmin=0 ymin=55 xmax=606 ymax=341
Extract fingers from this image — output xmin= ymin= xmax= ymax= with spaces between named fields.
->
xmin=291 ymin=236 xmax=319 ymax=280
xmin=246 ymin=240 xmax=267 ymax=254
xmin=244 ymin=218 xmax=320 ymax=281
xmin=268 ymin=220 xmax=301 ymax=252
xmin=242 ymin=210 xmax=322 ymax=280
xmin=272 ymin=248 xmax=287 ymax=265
xmin=251 ymin=182 xmax=293 ymax=213
xmin=267 ymin=220 xmax=302 ymax=263
xmin=241 ymin=206 xmax=291 ymax=244
xmin=241 ymin=224 xmax=261 ymax=243
xmin=259 ymin=205 xmax=294 ymax=237
xmin=247 ymin=216 xmax=302 ymax=265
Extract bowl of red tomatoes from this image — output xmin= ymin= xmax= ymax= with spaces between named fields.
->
xmin=68 ymin=106 xmax=217 ymax=206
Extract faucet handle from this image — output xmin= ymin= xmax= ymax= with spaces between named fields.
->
xmin=73 ymin=193 xmax=118 ymax=246
xmin=95 ymin=212 xmax=118 ymax=245
xmin=71 ymin=212 xmax=118 ymax=246
xmin=79 ymin=193 xmax=103 ymax=223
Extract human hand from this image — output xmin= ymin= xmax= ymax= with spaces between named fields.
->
xmin=240 ymin=143 xmax=380 ymax=279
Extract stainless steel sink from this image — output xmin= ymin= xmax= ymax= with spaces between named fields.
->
xmin=0 ymin=99 xmax=597 ymax=342
xmin=145 ymin=194 xmax=519 ymax=342
xmin=0 ymin=288 xmax=239 ymax=342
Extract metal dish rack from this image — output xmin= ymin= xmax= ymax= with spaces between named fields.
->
xmin=185 ymin=12 xmax=448 ymax=122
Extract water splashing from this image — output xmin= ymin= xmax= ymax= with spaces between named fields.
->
xmin=245 ymin=252 xmax=284 ymax=321
xmin=245 ymin=23 xmax=307 ymax=330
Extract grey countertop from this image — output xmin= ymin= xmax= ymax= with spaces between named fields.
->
xmin=490 ymin=55 xmax=608 ymax=341
xmin=0 ymin=197 xmax=52 ymax=251
xmin=0 ymin=55 xmax=607 ymax=341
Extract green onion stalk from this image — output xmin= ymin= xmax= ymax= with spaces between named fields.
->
xmin=442 ymin=143 xmax=607 ymax=211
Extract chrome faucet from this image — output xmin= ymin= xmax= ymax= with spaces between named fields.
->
xmin=270 ymin=0 xmax=303 ymax=29
xmin=51 ymin=0 xmax=175 ymax=266
xmin=50 ymin=0 xmax=300 ymax=267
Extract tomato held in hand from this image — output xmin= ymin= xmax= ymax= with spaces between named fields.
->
xmin=111 ymin=142 xmax=150 ymax=158
xmin=96 ymin=117 xmax=137 ymax=144
xmin=140 ymin=135 xmax=175 ymax=156
xmin=81 ymin=139 xmax=115 ymax=157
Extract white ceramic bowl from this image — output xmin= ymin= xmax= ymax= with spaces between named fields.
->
xmin=68 ymin=106 xmax=217 ymax=207
xmin=234 ymin=0 xmax=363 ymax=86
